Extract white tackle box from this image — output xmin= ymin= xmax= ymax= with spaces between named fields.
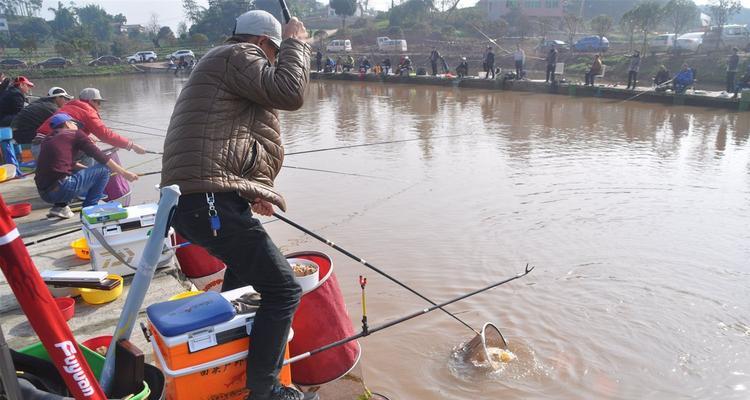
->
xmin=82 ymin=203 xmax=176 ymax=276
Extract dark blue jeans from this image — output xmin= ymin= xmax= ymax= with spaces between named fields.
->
xmin=38 ymin=164 xmax=110 ymax=207
xmin=172 ymin=192 xmax=301 ymax=397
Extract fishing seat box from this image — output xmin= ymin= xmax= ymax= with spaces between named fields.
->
xmin=82 ymin=203 xmax=176 ymax=277
xmin=146 ymin=288 xmax=293 ymax=400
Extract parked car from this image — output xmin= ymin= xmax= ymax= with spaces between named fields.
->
xmin=326 ymin=39 xmax=352 ymax=53
xmin=675 ymin=32 xmax=704 ymax=52
xmin=88 ymin=55 xmax=121 ymax=66
xmin=699 ymin=24 xmax=750 ymax=52
xmin=0 ymin=59 xmax=27 ymax=69
xmin=126 ymin=51 xmax=157 ymax=63
xmin=167 ymin=49 xmax=195 ymax=61
xmin=573 ymin=36 xmax=609 ymax=52
xmin=537 ymin=39 xmax=568 ymax=54
xmin=376 ymin=37 xmax=407 ymax=52
xmin=34 ymin=57 xmax=71 ymax=69
xmin=648 ymin=34 xmax=676 ymax=53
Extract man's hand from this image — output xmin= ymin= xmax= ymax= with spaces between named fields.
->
xmin=252 ymin=198 xmax=274 ymax=216
xmin=131 ymin=143 xmax=146 ymax=154
xmin=282 ymin=17 xmax=307 ymax=42
xmin=122 ymin=171 xmax=139 ymax=182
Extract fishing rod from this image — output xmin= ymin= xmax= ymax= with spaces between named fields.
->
xmin=617 ymin=78 xmax=675 ymax=104
xmin=273 ymin=212 xmax=481 ymax=335
xmin=285 ymin=133 xmax=468 ymax=156
xmin=284 ymin=264 xmax=534 ymax=365
xmin=22 ymin=227 xmax=81 ymax=247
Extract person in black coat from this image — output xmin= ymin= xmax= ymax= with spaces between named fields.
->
xmin=12 ymin=87 xmax=73 ymax=144
xmin=0 ymin=76 xmax=34 ymax=127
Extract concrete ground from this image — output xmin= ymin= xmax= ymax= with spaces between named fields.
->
xmin=0 ymin=176 xmax=371 ymax=399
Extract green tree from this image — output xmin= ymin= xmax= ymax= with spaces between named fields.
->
xmin=330 ymin=0 xmax=358 ymax=29
xmin=506 ymin=7 xmax=532 ymax=40
xmin=177 ymin=21 xmax=188 ymax=40
xmin=0 ymin=0 xmax=42 ymax=17
xmin=76 ymin=4 xmax=115 ymax=42
xmin=11 ymin=16 xmax=50 ymax=47
xmin=111 ymin=35 xmax=135 ymax=57
xmin=590 ymin=14 xmax=613 ymax=39
xmin=19 ymin=36 xmax=36 ymax=57
xmin=48 ymin=1 xmax=77 ymax=37
xmin=189 ymin=0 xmax=252 ymax=41
xmin=664 ymin=0 xmax=697 ymax=41
xmin=157 ymin=26 xmax=177 ymax=47
xmin=182 ymin=0 xmax=204 ymax=23
xmin=190 ymin=32 xmax=209 ymax=47
xmin=709 ymin=0 xmax=742 ymax=49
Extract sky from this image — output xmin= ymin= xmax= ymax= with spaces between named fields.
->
xmin=37 ymin=0 xmax=750 ymax=31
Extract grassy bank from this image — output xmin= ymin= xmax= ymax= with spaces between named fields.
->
xmin=16 ymin=64 xmax=144 ymax=79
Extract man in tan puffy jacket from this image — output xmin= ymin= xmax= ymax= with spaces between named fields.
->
xmin=161 ymin=10 xmax=315 ymax=400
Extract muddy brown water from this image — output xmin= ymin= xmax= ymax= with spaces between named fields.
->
xmin=33 ymin=74 xmax=750 ymax=399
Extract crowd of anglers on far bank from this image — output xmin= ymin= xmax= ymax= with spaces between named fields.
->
xmin=0 ymin=73 xmax=145 ymax=218
xmin=314 ymin=43 xmax=750 ymax=98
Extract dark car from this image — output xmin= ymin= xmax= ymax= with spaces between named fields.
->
xmin=34 ymin=57 xmax=71 ymax=69
xmin=574 ymin=36 xmax=610 ymax=52
xmin=0 ymin=59 xmax=28 ymax=69
xmin=88 ymin=55 xmax=122 ymax=66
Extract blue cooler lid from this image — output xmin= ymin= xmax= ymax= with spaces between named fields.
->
xmin=147 ymin=292 xmax=236 ymax=337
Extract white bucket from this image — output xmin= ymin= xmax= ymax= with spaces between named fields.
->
xmin=188 ymin=267 xmax=226 ymax=292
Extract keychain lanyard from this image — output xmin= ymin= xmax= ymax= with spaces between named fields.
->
xmin=206 ymin=192 xmax=221 ymax=237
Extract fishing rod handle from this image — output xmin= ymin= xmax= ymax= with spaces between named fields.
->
xmin=278 ymin=0 xmax=291 ymax=23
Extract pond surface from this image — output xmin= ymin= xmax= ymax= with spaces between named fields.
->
xmin=35 ymin=74 xmax=750 ymax=400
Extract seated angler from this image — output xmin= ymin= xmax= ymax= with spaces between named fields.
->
xmin=732 ymin=65 xmax=750 ymax=99
xmin=672 ymin=64 xmax=694 ymax=94
xmin=34 ymin=113 xmax=138 ymax=219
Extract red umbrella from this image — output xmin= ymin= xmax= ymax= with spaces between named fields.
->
xmin=0 ymin=194 xmax=106 ymax=400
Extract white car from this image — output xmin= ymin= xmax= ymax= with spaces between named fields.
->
xmin=126 ymin=51 xmax=157 ymax=63
xmin=649 ymin=34 xmax=676 ymax=53
xmin=675 ymin=32 xmax=704 ymax=52
xmin=325 ymin=40 xmax=351 ymax=53
xmin=167 ymin=50 xmax=195 ymax=61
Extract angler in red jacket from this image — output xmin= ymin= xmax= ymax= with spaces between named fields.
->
xmin=33 ymin=87 xmax=146 ymax=159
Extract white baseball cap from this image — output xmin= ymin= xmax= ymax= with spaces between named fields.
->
xmin=234 ymin=10 xmax=282 ymax=49
xmin=47 ymin=87 xmax=74 ymax=99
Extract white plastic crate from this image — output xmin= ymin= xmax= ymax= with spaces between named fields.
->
xmin=82 ymin=203 xmax=175 ymax=276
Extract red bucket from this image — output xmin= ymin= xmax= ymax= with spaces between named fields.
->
xmin=287 ymin=251 xmax=361 ymax=385
xmin=174 ymin=233 xmax=226 ymax=291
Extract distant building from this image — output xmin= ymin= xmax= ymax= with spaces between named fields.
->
xmin=119 ymin=24 xmax=145 ymax=35
xmin=480 ymin=0 xmax=566 ymax=20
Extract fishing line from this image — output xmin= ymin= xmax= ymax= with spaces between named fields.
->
xmin=107 ymin=125 xmax=167 ymax=138
xmin=283 ymin=165 xmax=400 ymax=181
xmin=104 ymin=119 xmax=166 ymax=132
xmin=285 ymin=133 xmax=469 ymax=156
xmin=274 ymin=212 xmax=482 ymax=335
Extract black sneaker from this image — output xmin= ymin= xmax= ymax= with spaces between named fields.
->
xmin=249 ymin=385 xmax=319 ymax=400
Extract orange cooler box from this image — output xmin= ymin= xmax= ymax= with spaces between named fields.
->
xmin=146 ymin=288 xmax=293 ymax=400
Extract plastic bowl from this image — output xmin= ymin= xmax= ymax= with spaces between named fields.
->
xmin=70 ymin=237 xmax=90 ymax=260
xmin=82 ymin=335 xmax=113 ymax=356
xmin=55 ymin=297 xmax=75 ymax=321
xmin=168 ymin=290 xmax=204 ymax=301
xmin=48 ymin=285 xmax=79 ymax=298
xmin=8 ymin=202 xmax=31 ymax=218
xmin=287 ymin=258 xmax=319 ymax=292
xmin=79 ymin=274 xmax=123 ymax=305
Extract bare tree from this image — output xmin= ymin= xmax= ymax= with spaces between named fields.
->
xmin=664 ymin=0 xmax=698 ymax=39
xmin=182 ymin=0 xmax=204 ymax=23
xmin=147 ymin=13 xmax=160 ymax=35
xmin=709 ymin=0 xmax=742 ymax=49
xmin=620 ymin=10 xmax=638 ymax=52
xmin=562 ymin=13 xmax=583 ymax=49
xmin=629 ymin=1 xmax=663 ymax=54
xmin=590 ymin=14 xmax=613 ymax=39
